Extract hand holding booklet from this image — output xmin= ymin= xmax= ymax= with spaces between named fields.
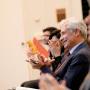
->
xmin=27 ymin=37 xmax=49 ymax=58
xmin=26 ymin=37 xmax=52 ymax=69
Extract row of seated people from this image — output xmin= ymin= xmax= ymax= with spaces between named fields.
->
xmin=21 ymin=16 xmax=90 ymax=90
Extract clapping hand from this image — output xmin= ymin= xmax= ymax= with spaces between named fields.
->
xmin=39 ymin=74 xmax=70 ymax=90
xmin=26 ymin=52 xmax=55 ymax=69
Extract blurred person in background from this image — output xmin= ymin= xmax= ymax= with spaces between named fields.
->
xmin=42 ymin=27 xmax=57 ymax=45
xmin=39 ymin=74 xmax=70 ymax=90
xmin=21 ymin=27 xmax=63 ymax=88
xmin=48 ymin=30 xmax=64 ymax=72
xmin=39 ymin=17 xmax=90 ymax=90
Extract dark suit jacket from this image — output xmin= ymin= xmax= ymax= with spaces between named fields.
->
xmin=41 ymin=42 xmax=90 ymax=90
xmin=55 ymin=42 xmax=90 ymax=90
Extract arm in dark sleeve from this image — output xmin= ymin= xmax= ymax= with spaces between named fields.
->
xmin=40 ymin=66 xmax=52 ymax=74
xmin=40 ymin=55 xmax=62 ymax=73
xmin=52 ymin=56 xmax=62 ymax=72
xmin=64 ymin=54 xmax=89 ymax=89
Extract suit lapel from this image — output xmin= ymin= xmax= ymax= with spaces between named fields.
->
xmin=71 ymin=42 xmax=87 ymax=55
xmin=53 ymin=52 xmax=72 ymax=76
xmin=53 ymin=42 xmax=88 ymax=76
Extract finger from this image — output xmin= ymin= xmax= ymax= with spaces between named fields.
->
xmin=39 ymin=74 xmax=49 ymax=90
xmin=44 ymin=74 xmax=59 ymax=85
xmin=39 ymin=79 xmax=47 ymax=90
xmin=50 ymin=58 xmax=55 ymax=62
xmin=47 ymin=59 xmax=55 ymax=63
xmin=37 ymin=54 xmax=45 ymax=62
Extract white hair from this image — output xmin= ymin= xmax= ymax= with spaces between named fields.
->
xmin=58 ymin=17 xmax=87 ymax=39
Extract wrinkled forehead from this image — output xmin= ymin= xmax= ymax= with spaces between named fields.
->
xmin=59 ymin=19 xmax=68 ymax=29
xmin=58 ymin=17 xmax=86 ymax=32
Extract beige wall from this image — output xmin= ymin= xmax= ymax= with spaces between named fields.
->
xmin=67 ymin=0 xmax=83 ymax=19
xmin=0 ymin=0 xmax=29 ymax=90
xmin=23 ymin=0 xmax=83 ymax=40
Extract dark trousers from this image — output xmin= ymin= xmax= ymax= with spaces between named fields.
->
xmin=21 ymin=79 xmax=39 ymax=89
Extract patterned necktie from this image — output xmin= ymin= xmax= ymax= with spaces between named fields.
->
xmin=53 ymin=52 xmax=70 ymax=76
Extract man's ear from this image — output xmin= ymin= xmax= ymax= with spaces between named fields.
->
xmin=75 ymin=28 xmax=80 ymax=37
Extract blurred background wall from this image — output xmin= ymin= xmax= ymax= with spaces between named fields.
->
xmin=23 ymin=0 xmax=83 ymax=40
xmin=0 ymin=0 xmax=29 ymax=90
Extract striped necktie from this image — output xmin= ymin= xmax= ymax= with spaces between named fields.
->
xmin=53 ymin=52 xmax=70 ymax=76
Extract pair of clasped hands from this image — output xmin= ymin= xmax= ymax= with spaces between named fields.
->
xmin=26 ymin=39 xmax=61 ymax=69
xmin=26 ymin=46 xmax=54 ymax=69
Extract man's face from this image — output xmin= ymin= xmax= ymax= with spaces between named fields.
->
xmin=60 ymin=27 xmax=76 ymax=49
xmin=42 ymin=31 xmax=50 ymax=44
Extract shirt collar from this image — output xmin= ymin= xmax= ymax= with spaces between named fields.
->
xmin=69 ymin=42 xmax=83 ymax=54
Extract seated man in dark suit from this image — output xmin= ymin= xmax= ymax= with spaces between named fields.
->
xmin=40 ymin=17 xmax=90 ymax=90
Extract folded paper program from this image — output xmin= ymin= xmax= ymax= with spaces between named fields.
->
xmin=27 ymin=37 xmax=49 ymax=58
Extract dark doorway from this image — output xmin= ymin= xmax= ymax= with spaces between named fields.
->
xmin=81 ymin=0 xmax=90 ymax=19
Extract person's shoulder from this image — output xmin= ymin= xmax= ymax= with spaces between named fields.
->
xmin=70 ymin=44 xmax=90 ymax=63
xmin=78 ymin=45 xmax=90 ymax=56
xmin=75 ymin=42 xmax=90 ymax=55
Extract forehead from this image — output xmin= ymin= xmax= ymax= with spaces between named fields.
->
xmin=59 ymin=20 xmax=68 ymax=32
xmin=60 ymin=26 xmax=68 ymax=34
xmin=43 ymin=31 xmax=50 ymax=36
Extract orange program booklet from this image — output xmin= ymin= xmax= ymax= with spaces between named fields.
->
xmin=27 ymin=37 xmax=49 ymax=58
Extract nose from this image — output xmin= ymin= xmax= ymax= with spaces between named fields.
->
xmin=60 ymin=36 xmax=63 ymax=42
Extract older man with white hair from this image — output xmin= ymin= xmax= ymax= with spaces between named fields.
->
xmin=40 ymin=17 xmax=90 ymax=90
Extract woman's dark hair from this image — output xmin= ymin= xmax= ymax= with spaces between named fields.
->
xmin=42 ymin=27 xmax=58 ymax=34
xmin=49 ymin=30 xmax=60 ymax=40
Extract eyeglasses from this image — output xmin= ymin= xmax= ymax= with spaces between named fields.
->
xmin=43 ymin=34 xmax=50 ymax=37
